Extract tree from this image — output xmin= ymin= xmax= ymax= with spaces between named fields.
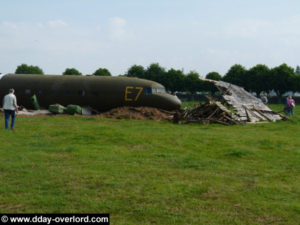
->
xmin=126 ymin=65 xmax=145 ymax=78
xmin=62 ymin=68 xmax=82 ymax=76
xmin=295 ymin=65 xmax=300 ymax=75
xmin=15 ymin=64 xmax=44 ymax=75
xmin=295 ymin=75 xmax=300 ymax=92
xmin=270 ymin=64 xmax=294 ymax=96
xmin=223 ymin=64 xmax=247 ymax=87
xmin=245 ymin=64 xmax=270 ymax=96
xmin=184 ymin=71 xmax=202 ymax=94
xmin=163 ymin=69 xmax=185 ymax=92
xmin=93 ymin=68 xmax=111 ymax=76
xmin=205 ymin=72 xmax=222 ymax=81
xmin=144 ymin=63 xmax=166 ymax=83
xmin=289 ymin=73 xmax=300 ymax=94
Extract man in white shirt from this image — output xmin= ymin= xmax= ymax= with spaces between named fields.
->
xmin=2 ymin=88 xmax=18 ymax=130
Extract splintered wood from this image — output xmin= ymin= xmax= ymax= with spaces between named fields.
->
xmin=182 ymin=102 xmax=242 ymax=125
xmin=182 ymin=79 xmax=285 ymax=125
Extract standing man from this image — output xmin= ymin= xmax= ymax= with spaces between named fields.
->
xmin=288 ymin=96 xmax=296 ymax=116
xmin=284 ymin=96 xmax=290 ymax=115
xmin=2 ymin=89 xmax=18 ymax=130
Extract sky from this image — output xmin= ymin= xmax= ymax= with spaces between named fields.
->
xmin=1 ymin=0 xmax=300 ymax=76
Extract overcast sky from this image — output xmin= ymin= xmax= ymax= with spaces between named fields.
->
xmin=1 ymin=0 xmax=300 ymax=76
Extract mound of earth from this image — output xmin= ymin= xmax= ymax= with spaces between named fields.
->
xmin=99 ymin=106 xmax=175 ymax=120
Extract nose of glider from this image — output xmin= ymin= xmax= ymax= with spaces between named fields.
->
xmin=171 ymin=95 xmax=182 ymax=109
xmin=162 ymin=94 xmax=181 ymax=110
xmin=145 ymin=93 xmax=182 ymax=110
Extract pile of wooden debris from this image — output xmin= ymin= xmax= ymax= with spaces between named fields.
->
xmin=179 ymin=79 xmax=287 ymax=125
xmin=181 ymin=101 xmax=243 ymax=125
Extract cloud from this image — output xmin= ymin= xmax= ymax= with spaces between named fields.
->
xmin=110 ymin=17 xmax=126 ymax=27
xmin=1 ymin=20 xmax=68 ymax=31
xmin=2 ymin=21 xmax=18 ymax=29
xmin=223 ymin=19 xmax=271 ymax=39
xmin=108 ymin=17 xmax=129 ymax=41
xmin=0 ymin=19 xmax=115 ymax=74
xmin=222 ymin=15 xmax=300 ymax=41
xmin=1 ymin=13 xmax=300 ymax=76
xmin=48 ymin=19 xmax=68 ymax=28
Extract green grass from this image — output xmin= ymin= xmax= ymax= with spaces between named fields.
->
xmin=0 ymin=105 xmax=299 ymax=225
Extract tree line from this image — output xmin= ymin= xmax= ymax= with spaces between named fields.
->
xmin=15 ymin=64 xmax=112 ymax=77
xmin=125 ymin=63 xmax=300 ymax=96
xmin=14 ymin=63 xmax=300 ymax=96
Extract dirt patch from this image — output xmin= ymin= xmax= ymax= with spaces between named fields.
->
xmin=1 ymin=107 xmax=175 ymax=121
xmin=98 ymin=106 xmax=175 ymax=120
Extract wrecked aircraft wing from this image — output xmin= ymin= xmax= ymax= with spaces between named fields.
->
xmin=201 ymin=79 xmax=284 ymax=123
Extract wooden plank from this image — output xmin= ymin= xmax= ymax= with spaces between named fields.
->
xmin=206 ymin=107 xmax=220 ymax=119
xmin=244 ymin=107 xmax=251 ymax=122
xmin=254 ymin=109 xmax=273 ymax=122
xmin=223 ymin=115 xmax=240 ymax=124
xmin=207 ymin=118 xmax=230 ymax=125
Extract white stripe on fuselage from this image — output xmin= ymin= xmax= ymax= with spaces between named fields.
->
xmin=0 ymin=74 xmax=7 ymax=80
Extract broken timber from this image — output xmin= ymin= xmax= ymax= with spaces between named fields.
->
xmin=204 ymin=79 xmax=284 ymax=123
xmin=181 ymin=79 xmax=285 ymax=125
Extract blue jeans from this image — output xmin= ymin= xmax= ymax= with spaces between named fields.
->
xmin=290 ymin=107 xmax=294 ymax=116
xmin=284 ymin=106 xmax=290 ymax=115
xmin=4 ymin=110 xmax=16 ymax=130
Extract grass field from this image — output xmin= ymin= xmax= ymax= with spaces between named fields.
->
xmin=0 ymin=104 xmax=299 ymax=225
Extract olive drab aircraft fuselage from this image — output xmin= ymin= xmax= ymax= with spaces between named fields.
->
xmin=0 ymin=74 xmax=181 ymax=111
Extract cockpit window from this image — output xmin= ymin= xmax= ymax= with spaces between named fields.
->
xmin=144 ymin=88 xmax=152 ymax=95
xmin=78 ymin=90 xmax=85 ymax=96
xmin=152 ymin=88 xmax=165 ymax=93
